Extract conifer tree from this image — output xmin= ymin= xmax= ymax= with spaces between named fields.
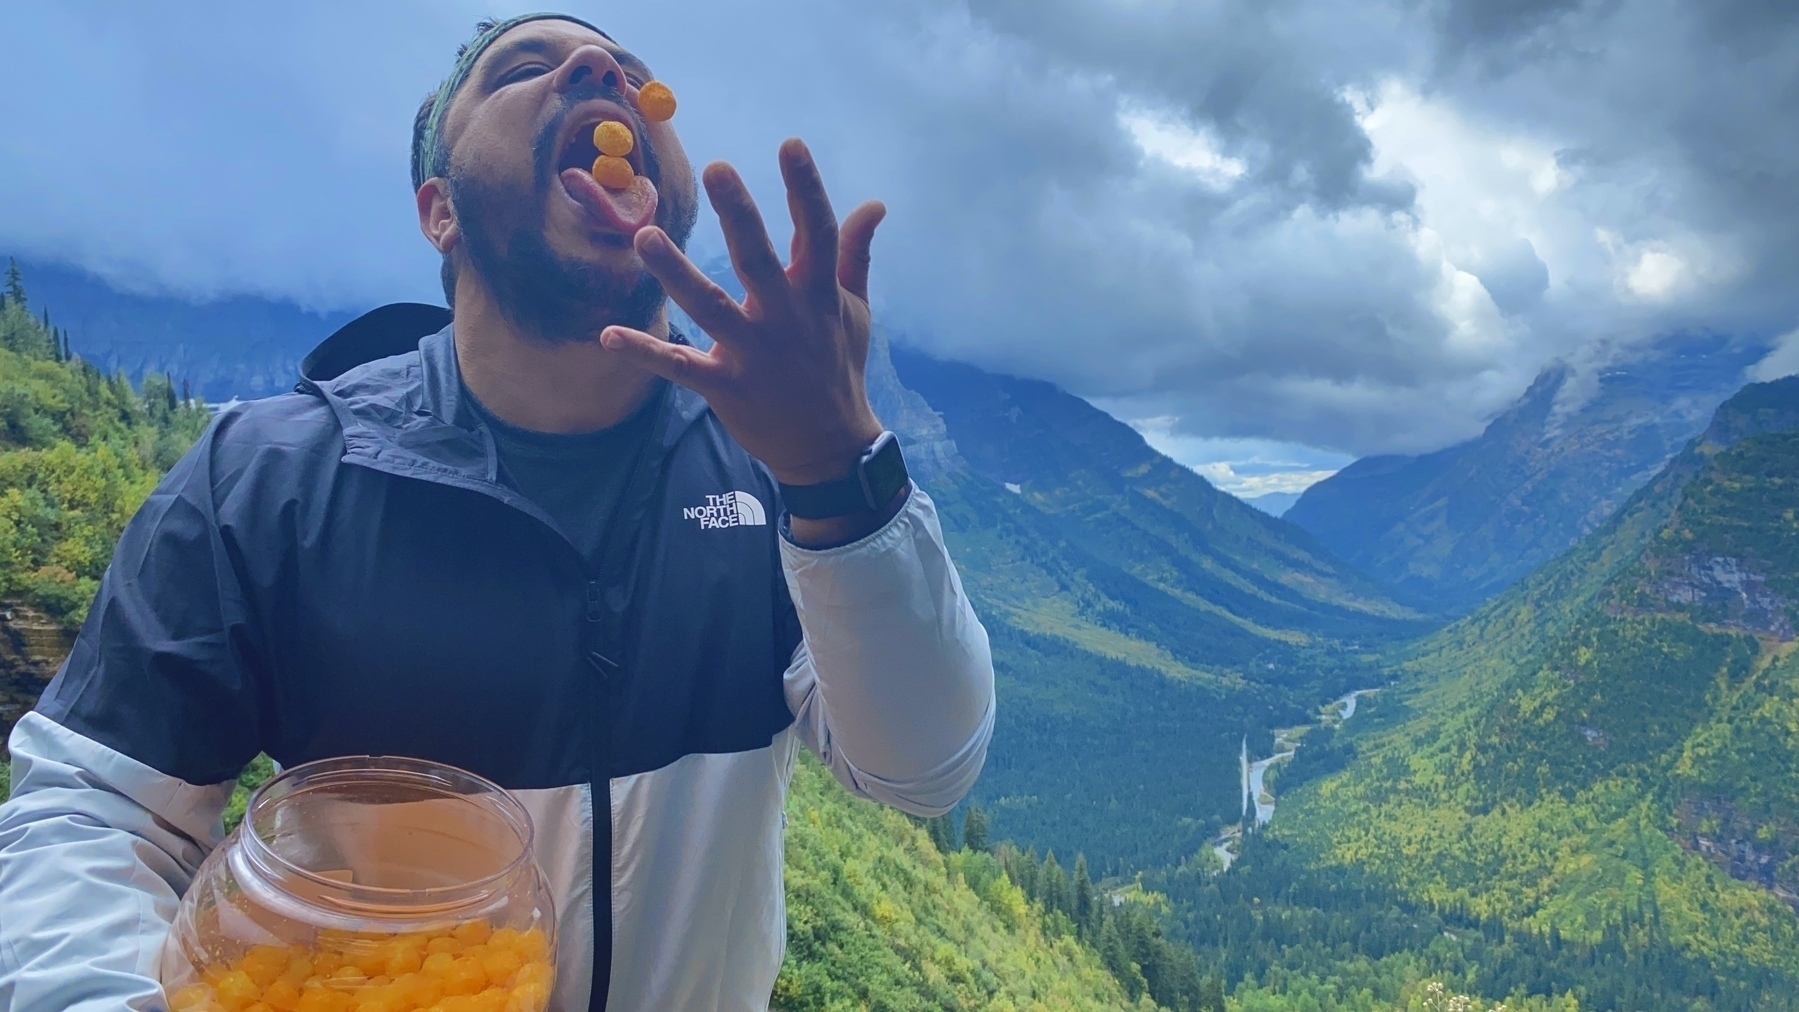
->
xmin=1040 ymin=852 xmax=1071 ymax=918
xmin=1199 ymin=975 xmax=1226 ymax=1012
xmin=924 ymin=812 xmax=957 ymax=853
xmin=3 ymin=258 xmax=24 ymax=309
xmin=962 ymin=804 xmax=989 ymax=853
xmin=1072 ymin=853 xmax=1095 ymax=936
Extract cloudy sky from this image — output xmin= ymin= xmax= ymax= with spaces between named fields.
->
xmin=3 ymin=0 xmax=1796 ymax=495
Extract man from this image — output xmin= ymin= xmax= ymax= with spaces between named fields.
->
xmin=0 ymin=13 xmax=994 ymax=1011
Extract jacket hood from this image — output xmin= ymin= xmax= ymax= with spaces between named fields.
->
xmin=299 ymin=303 xmax=711 ymax=486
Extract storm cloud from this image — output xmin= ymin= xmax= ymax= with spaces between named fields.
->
xmin=2 ymin=0 xmax=1795 ymax=458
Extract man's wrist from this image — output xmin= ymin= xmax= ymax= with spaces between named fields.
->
xmin=768 ymin=422 xmax=886 ymax=487
xmin=779 ymin=430 xmax=908 ymax=521
xmin=785 ymin=481 xmax=911 ymax=549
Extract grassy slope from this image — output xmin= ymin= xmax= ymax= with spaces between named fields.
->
xmin=773 ymin=756 xmax=1157 ymax=1011
xmin=1279 ymin=380 xmax=1799 ymax=1005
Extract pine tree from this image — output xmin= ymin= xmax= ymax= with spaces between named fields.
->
xmin=181 ymin=377 xmax=192 ymax=403
xmin=3 ymin=258 xmax=24 ymax=309
xmin=961 ymin=804 xmax=989 ymax=853
xmin=62 ymin=331 xmax=72 ymax=363
xmin=1072 ymin=853 xmax=1095 ymax=936
xmin=1040 ymin=852 xmax=1070 ymax=918
xmin=924 ymin=812 xmax=957 ymax=853
xmin=1199 ymin=975 xmax=1226 ymax=1012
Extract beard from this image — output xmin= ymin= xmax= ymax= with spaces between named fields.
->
xmin=450 ymin=81 xmax=697 ymax=344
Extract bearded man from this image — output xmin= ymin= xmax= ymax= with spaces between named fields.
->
xmin=0 ymin=13 xmax=994 ymax=1011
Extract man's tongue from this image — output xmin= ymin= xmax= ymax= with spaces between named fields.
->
xmin=561 ymin=168 xmax=659 ymax=234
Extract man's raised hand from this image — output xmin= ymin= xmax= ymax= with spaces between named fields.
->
xmin=600 ymin=138 xmax=888 ymax=489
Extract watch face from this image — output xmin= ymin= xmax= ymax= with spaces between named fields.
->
xmin=860 ymin=432 xmax=908 ymax=507
xmin=782 ymin=432 xmax=907 ymax=518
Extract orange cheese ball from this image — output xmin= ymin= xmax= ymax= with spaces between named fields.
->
xmin=591 ymin=154 xmax=635 ymax=190
xmin=592 ymin=120 xmax=634 ymax=157
xmin=170 ymin=921 xmax=551 ymax=1012
xmin=637 ymin=81 xmax=677 ymax=122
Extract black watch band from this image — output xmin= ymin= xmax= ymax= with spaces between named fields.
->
xmin=779 ymin=431 xmax=910 ymax=519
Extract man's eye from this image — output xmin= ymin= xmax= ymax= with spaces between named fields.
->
xmin=498 ymin=64 xmax=551 ymax=86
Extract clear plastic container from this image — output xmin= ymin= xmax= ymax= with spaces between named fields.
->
xmin=159 ymin=756 xmax=555 ymax=1012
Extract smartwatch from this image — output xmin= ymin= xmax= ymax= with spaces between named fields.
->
xmin=779 ymin=431 xmax=910 ymax=519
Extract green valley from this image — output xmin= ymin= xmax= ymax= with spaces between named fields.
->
xmin=1273 ymin=377 xmax=1799 ymax=1008
xmin=890 ymin=347 xmax=1426 ymax=871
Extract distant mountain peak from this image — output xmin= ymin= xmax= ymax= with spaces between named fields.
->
xmin=1286 ymin=334 xmax=1772 ymax=613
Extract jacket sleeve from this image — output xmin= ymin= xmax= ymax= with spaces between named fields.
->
xmin=0 ymin=420 xmax=264 ymax=1010
xmin=780 ymin=485 xmax=995 ymax=817
xmin=0 ymin=715 xmax=234 ymax=1011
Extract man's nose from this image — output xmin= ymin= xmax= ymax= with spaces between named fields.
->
xmin=555 ymin=45 xmax=629 ymax=95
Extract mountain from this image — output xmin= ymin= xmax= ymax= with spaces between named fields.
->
xmin=1285 ymin=336 xmax=1769 ymax=614
xmin=1241 ymin=491 xmax=1300 ymax=517
xmin=885 ymin=346 xmax=1426 ymax=870
xmin=1275 ymin=376 xmax=1799 ymax=1008
xmin=15 ymin=258 xmax=357 ymax=402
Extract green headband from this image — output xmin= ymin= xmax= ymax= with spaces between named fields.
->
xmin=411 ymin=12 xmax=613 ymax=191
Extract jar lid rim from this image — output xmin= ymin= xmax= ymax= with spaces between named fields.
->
xmin=242 ymin=755 xmax=536 ymax=906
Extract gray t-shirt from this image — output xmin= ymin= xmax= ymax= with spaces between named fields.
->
xmin=467 ymin=382 xmax=665 ymax=568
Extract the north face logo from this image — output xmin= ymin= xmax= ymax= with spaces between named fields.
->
xmin=682 ymin=491 xmax=768 ymax=529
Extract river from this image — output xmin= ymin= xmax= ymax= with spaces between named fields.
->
xmin=1207 ymin=689 xmax=1378 ymax=872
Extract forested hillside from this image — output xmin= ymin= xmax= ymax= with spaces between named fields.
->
xmin=0 ymin=271 xmax=210 ymax=762
xmin=890 ymin=346 xmax=1426 ymax=869
xmin=1286 ymin=337 xmax=1766 ymax=614
xmin=1273 ymin=377 xmax=1799 ymax=1009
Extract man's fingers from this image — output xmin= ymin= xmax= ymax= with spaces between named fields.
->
xmin=634 ymin=227 xmax=751 ymax=342
xmin=778 ymin=138 xmax=839 ymax=304
xmin=838 ymin=200 xmax=887 ymax=303
xmin=702 ymin=162 xmax=788 ymax=316
xmin=599 ymin=326 xmax=730 ymax=396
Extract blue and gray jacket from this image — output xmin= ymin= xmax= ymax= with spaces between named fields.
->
xmin=0 ymin=305 xmax=995 ymax=1011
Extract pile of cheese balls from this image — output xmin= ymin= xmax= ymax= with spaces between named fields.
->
xmin=164 ymin=919 xmax=553 ymax=1012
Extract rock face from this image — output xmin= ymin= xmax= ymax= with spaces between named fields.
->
xmin=1285 ymin=336 xmax=1769 ymax=614
xmin=864 ymin=329 xmax=963 ymax=482
xmin=1643 ymin=553 xmax=1794 ymax=640
xmin=0 ymin=601 xmax=72 ymax=746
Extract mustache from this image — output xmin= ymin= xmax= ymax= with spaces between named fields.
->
xmin=531 ymin=80 xmax=660 ymax=190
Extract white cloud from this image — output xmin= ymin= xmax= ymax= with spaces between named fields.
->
xmin=1120 ymin=418 xmax=1351 ymax=495
xmin=1749 ymin=328 xmax=1799 ymax=382
xmin=1121 ymin=105 xmax=1247 ymax=189
xmin=1625 ymin=248 xmax=1689 ymax=300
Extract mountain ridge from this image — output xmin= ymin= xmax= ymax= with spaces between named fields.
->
xmin=1286 ymin=335 xmax=1770 ymax=614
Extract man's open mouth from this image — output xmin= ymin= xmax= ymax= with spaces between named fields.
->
xmin=554 ymin=99 xmax=659 ymax=236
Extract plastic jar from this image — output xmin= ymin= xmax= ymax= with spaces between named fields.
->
xmin=159 ymin=756 xmax=555 ymax=1012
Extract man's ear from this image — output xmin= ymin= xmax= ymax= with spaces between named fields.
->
xmin=417 ymin=178 xmax=460 ymax=254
